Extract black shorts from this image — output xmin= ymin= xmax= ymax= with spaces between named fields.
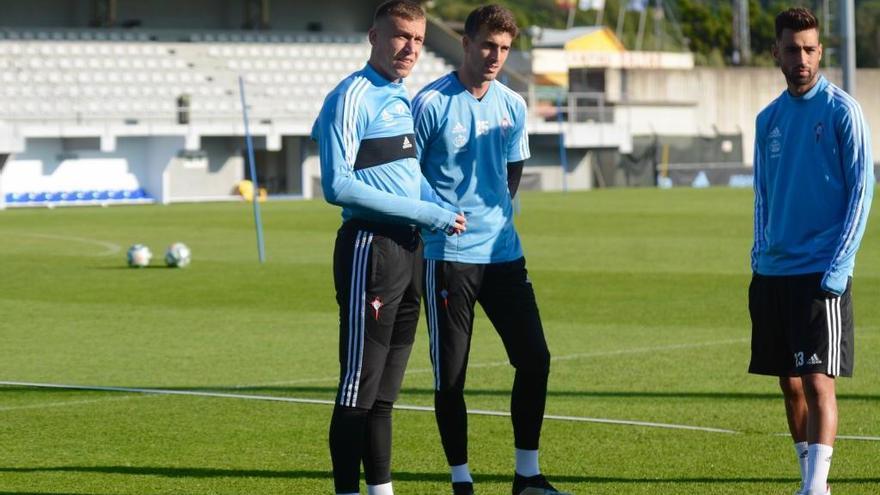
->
xmin=748 ymin=273 xmax=854 ymax=377
xmin=332 ymin=219 xmax=423 ymax=409
xmin=423 ymin=257 xmax=550 ymax=391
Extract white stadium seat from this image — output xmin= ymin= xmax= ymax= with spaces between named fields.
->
xmin=0 ymin=31 xmax=455 ymax=123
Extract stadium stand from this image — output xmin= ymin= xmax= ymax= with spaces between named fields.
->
xmin=0 ymin=29 xmax=453 ymax=124
xmin=5 ymin=3 xmax=865 ymax=207
xmin=0 ymin=29 xmax=454 ymax=207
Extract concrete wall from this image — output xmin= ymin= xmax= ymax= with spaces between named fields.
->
xmin=621 ymin=67 xmax=880 ymax=165
xmin=281 ymin=135 xmax=304 ymax=196
xmin=2 ymin=138 xmax=142 ymax=193
xmin=613 ymin=103 xmax=699 ymax=136
xmin=0 ymin=0 xmax=90 ymax=27
xmin=523 ymin=149 xmax=592 ymax=191
xmin=117 ymin=0 xmax=243 ymax=30
xmin=0 ymin=135 xmax=244 ymax=203
xmin=165 ymin=136 xmax=243 ymax=201
xmin=270 ymin=1 xmax=378 ymax=32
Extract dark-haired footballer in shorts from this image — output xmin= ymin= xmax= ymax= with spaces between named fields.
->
xmin=748 ymin=7 xmax=873 ymax=495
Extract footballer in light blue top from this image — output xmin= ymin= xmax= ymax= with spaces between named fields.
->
xmin=413 ymin=72 xmax=530 ymax=263
xmin=752 ymin=74 xmax=874 ymax=295
xmin=311 ymin=62 xmax=458 ymax=233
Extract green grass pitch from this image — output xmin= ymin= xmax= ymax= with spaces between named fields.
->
xmin=0 ymin=187 xmax=877 ymax=495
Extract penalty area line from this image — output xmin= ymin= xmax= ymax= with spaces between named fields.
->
xmin=6 ymin=381 xmax=878 ymax=441
xmin=0 ymin=380 xmax=734 ymax=434
xmin=12 ymin=232 xmax=122 ymax=257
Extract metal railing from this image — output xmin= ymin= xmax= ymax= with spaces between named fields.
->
xmin=522 ymin=91 xmax=613 ymax=124
xmin=1 ymin=91 xmax=615 ymax=128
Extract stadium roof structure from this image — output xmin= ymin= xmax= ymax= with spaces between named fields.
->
xmin=531 ymin=26 xmax=625 ymax=52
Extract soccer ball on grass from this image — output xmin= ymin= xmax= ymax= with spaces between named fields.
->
xmin=127 ymin=244 xmax=152 ymax=268
xmin=164 ymin=242 xmax=192 ymax=268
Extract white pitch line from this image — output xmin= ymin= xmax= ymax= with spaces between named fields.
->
xmin=233 ymin=375 xmax=340 ymax=388
xmin=837 ymin=435 xmax=880 ymax=441
xmin=391 ymin=403 xmax=738 ymax=434
xmin=0 ymin=395 xmax=140 ymax=412
xmin=0 ymin=380 xmax=735 ymax=434
xmin=14 ymin=232 xmax=121 ymax=257
xmin=5 ymin=381 xmax=879 ymax=440
xmin=0 ymin=381 xmax=334 ymax=406
xmin=774 ymin=432 xmax=880 ymax=442
xmin=248 ymin=338 xmax=750 ymax=388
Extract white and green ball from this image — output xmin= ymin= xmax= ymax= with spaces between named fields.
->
xmin=164 ymin=242 xmax=192 ymax=268
xmin=126 ymin=244 xmax=152 ymax=268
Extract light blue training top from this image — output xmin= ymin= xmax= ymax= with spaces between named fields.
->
xmin=311 ymin=63 xmax=458 ymax=233
xmin=752 ymin=74 xmax=874 ymax=295
xmin=413 ymin=73 xmax=530 ymax=263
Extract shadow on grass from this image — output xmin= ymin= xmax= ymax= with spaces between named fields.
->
xmin=2 ymin=385 xmax=879 ymax=402
xmin=0 ymin=466 xmax=878 ymax=485
xmin=98 ymin=265 xmax=174 ymax=270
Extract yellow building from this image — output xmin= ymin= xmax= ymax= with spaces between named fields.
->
xmin=530 ymin=26 xmax=692 ymax=89
xmin=531 ymin=26 xmax=626 ymax=86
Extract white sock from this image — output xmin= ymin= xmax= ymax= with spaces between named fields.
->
xmin=805 ymin=443 xmax=833 ymax=495
xmin=366 ymin=482 xmax=393 ymax=495
xmin=515 ymin=448 xmax=540 ymax=477
xmin=794 ymin=441 xmax=809 ymax=487
xmin=451 ymin=463 xmax=473 ymax=483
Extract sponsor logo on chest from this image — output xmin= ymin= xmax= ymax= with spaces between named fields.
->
xmin=476 ymin=120 xmax=490 ymax=136
xmin=450 ymin=114 xmax=512 ymax=149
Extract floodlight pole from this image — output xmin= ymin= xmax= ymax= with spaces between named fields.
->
xmin=840 ymin=0 xmax=856 ymax=95
xmin=239 ymin=76 xmax=267 ymax=264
